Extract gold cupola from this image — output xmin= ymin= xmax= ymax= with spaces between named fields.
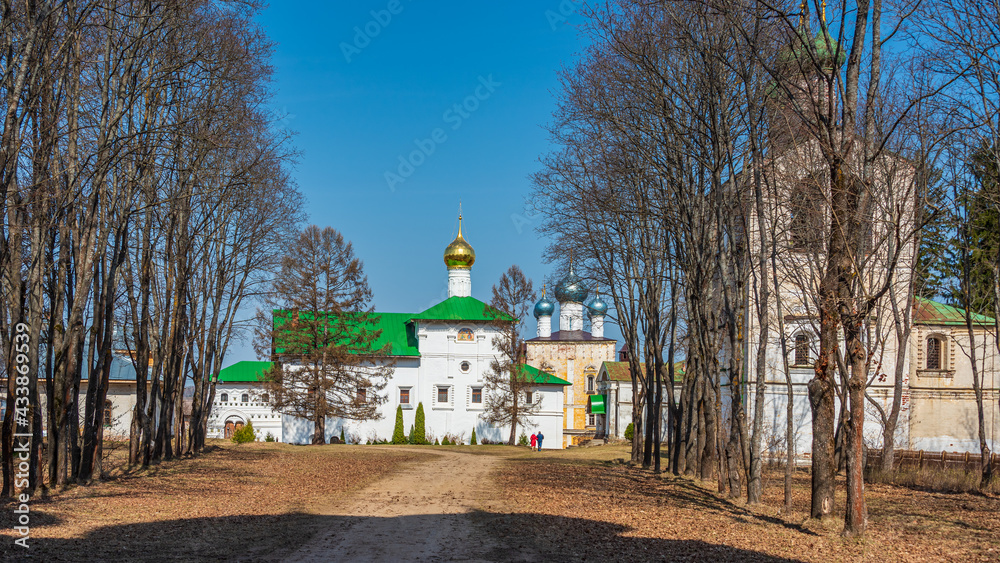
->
xmin=443 ymin=213 xmax=475 ymax=269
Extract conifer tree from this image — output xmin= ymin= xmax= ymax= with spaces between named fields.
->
xmin=391 ymin=405 xmax=406 ymax=444
xmin=407 ymin=424 xmax=415 ymax=444
xmin=413 ymin=403 xmax=427 ymax=444
xmin=470 ymin=428 xmax=478 ymax=445
xmin=340 ymin=427 xmax=346 ymax=444
xmin=257 ymin=226 xmax=396 ymax=444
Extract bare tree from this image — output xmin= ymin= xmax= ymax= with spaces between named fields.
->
xmin=481 ymin=265 xmax=537 ymax=445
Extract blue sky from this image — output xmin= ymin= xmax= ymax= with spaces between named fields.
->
xmin=227 ymin=1 xmax=614 ymax=364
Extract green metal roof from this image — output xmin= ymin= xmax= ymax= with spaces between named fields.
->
xmin=272 ymin=310 xmax=420 ymax=357
xmin=370 ymin=313 xmax=421 ymax=356
xmin=411 ymin=296 xmax=515 ymax=323
xmin=217 ymin=361 xmax=273 ymax=382
xmin=588 ymin=394 xmax=606 ymax=414
xmin=520 ymin=363 xmax=571 ymax=385
xmin=913 ymin=297 xmax=995 ymax=327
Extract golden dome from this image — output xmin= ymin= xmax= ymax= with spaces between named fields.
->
xmin=444 ymin=214 xmax=475 ymax=269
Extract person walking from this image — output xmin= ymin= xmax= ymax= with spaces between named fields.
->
xmin=536 ymin=431 xmax=544 ymax=451
xmin=530 ymin=432 xmax=537 ymax=450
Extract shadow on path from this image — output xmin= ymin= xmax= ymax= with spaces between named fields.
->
xmin=6 ymin=511 xmax=806 ymax=562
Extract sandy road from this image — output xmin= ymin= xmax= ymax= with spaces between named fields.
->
xmin=284 ymin=448 xmax=530 ymax=562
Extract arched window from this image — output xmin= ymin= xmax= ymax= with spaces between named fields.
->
xmin=241 ymin=393 xmax=249 ymax=403
xmin=794 ymin=334 xmax=810 ymax=366
xmin=457 ymin=328 xmax=474 ymax=342
xmin=220 ymin=393 xmax=228 ymax=403
xmin=584 ymin=366 xmax=597 ymax=394
xmin=926 ymin=336 xmax=944 ymax=370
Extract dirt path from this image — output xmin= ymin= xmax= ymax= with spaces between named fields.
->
xmin=284 ymin=448 xmax=531 ymax=562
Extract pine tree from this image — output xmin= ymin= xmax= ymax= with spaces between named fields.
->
xmin=391 ymin=405 xmax=406 ymax=444
xmin=470 ymin=428 xmax=478 ymax=445
xmin=407 ymin=424 xmax=415 ymax=444
xmin=340 ymin=427 xmax=346 ymax=444
xmin=413 ymin=402 xmax=427 ymax=444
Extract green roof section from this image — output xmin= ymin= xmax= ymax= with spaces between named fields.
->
xmin=411 ymin=296 xmax=515 ymax=323
xmin=520 ymin=363 xmax=571 ymax=386
xmin=217 ymin=361 xmax=273 ymax=383
xmin=272 ymin=310 xmax=420 ymax=357
xmin=913 ymin=297 xmax=996 ymax=327
xmin=371 ymin=313 xmax=421 ymax=356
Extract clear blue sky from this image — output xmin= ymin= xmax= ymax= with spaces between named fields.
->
xmin=228 ymin=1 xmax=614 ymax=364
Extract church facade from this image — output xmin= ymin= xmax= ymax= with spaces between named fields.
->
xmin=207 ymin=216 xmax=570 ymax=447
xmin=525 ymin=265 xmax=617 ymax=447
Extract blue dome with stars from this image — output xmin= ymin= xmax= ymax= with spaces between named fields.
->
xmin=588 ymin=296 xmax=608 ymax=317
xmin=534 ymin=294 xmax=556 ymax=318
xmin=554 ymin=265 xmax=589 ymax=303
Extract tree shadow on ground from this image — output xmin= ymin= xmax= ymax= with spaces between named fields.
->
xmin=2 ymin=510 xmax=806 ymax=562
xmin=507 ymin=455 xmax=818 ymax=538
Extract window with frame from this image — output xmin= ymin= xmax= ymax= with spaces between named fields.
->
xmin=104 ymin=400 xmax=113 ymax=427
xmin=926 ymin=336 xmax=943 ymax=370
xmin=262 ymin=393 xmax=269 ymax=403
xmin=524 ymin=390 xmax=533 ymax=404
xmin=584 ymin=367 xmax=597 ymax=394
xmin=399 ymin=387 xmax=410 ymax=405
xmin=438 ymin=386 xmax=449 ymax=403
xmin=457 ymin=328 xmax=474 ymax=342
xmin=241 ymin=393 xmax=249 ymax=403
xmin=357 ymin=387 xmax=367 ymax=404
xmin=587 ymin=413 xmax=595 ymax=427
xmin=460 ymin=360 xmax=471 ymax=373
xmin=220 ymin=393 xmax=228 ymax=402
xmin=794 ymin=334 xmax=810 ymax=366
xmin=471 ymin=387 xmax=482 ymax=404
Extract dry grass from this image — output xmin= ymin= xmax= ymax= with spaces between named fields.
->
xmin=0 ymin=440 xmax=430 ymax=562
xmin=482 ymin=444 xmax=1000 ymax=562
xmin=866 ymin=466 xmax=1000 ymax=495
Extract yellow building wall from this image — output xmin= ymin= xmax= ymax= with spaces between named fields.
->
xmin=526 ymin=340 xmax=616 ymax=447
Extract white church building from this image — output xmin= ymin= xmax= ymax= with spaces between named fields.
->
xmin=207 ymin=215 xmax=571 ymax=447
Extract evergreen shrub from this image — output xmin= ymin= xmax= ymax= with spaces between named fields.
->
xmin=392 ymin=405 xmax=406 ymax=444
xmin=470 ymin=428 xmax=477 ymax=445
xmin=518 ymin=432 xmax=528 ymax=447
xmin=232 ymin=421 xmax=256 ymax=444
xmin=414 ymin=403 xmax=427 ymax=444
xmin=624 ymin=422 xmax=634 ymax=441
